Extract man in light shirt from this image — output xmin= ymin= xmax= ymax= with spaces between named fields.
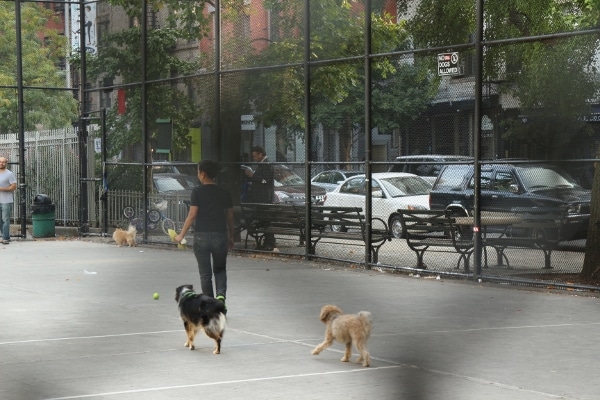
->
xmin=0 ymin=157 xmax=17 ymax=244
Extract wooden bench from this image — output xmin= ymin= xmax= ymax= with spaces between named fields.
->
xmin=305 ymin=205 xmax=392 ymax=263
xmin=482 ymin=210 xmax=562 ymax=270
xmin=399 ymin=209 xmax=474 ymax=270
xmin=239 ymin=204 xmax=392 ymax=262
xmin=239 ymin=203 xmax=304 ymax=250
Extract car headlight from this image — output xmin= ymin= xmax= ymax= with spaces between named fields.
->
xmin=273 ymin=191 xmax=292 ymax=203
xmin=565 ymin=204 xmax=582 ymax=214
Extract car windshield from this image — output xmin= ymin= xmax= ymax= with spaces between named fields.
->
xmin=152 ymin=163 xmax=198 ymax=176
xmin=435 ymin=165 xmax=472 ymax=190
xmin=274 ymin=166 xmax=304 ymax=186
xmin=378 ymin=176 xmax=432 ymax=197
xmin=154 ymin=176 xmax=198 ymax=192
xmin=517 ymin=167 xmax=578 ymax=190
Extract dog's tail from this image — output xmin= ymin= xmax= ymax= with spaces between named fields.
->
xmin=358 ymin=311 xmax=372 ymax=336
xmin=207 ymin=312 xmax=227 ymax=336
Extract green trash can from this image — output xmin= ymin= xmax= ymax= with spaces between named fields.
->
xmin=32 ymin=194 xmax=56 ymax=238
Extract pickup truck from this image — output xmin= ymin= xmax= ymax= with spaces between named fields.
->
xmin=428 ymin=163 xmax=591 ymax=241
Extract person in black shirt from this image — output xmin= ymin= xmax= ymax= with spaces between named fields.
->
xmin=245 ymin=146 xmax=274 ymax=203
xmin=176 ymin=160 xmax=234 ymax=312
xmin=244 ymin=146 xmax=276 ymax=249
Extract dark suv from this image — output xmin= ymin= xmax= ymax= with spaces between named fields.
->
xmin=388 ymin=155 xmax=474 ymax=184
xmin=429 ymin=163 xmax=591 ymax=241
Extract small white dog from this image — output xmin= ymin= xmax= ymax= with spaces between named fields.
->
xmin=113 ymin=225 xmax=137 ymax=247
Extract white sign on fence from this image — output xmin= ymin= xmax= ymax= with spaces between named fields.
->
xmin=241 ymin=115 xmax=256 ymax=130
xmin=437 ymin=52 xmax=460 ymax=76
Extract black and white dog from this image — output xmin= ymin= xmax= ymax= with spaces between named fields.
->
xmin=174 ymin=284 xmax=227 ymax=354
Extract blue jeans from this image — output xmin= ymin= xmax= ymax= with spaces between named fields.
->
xmin=192 ymin=232 xmax=228 ymax=298
xmin=0 ymin=203 xmax=12 ymax=241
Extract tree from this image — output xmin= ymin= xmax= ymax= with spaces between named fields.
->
xmin=0 ymin=2 xmax=78 ymax=133
xmin=500 ymin=37 xmax=598 ymax=159
xmin=399 ymin=0 xmax=600 ymax=279
xmin=84 ymin=12 xmax=201 ymax=161
xmin=399 ymin=0 xmax=600 ymax=158
xmin=241 ymin=0 xmax=435 ymax=162
xmin=85 ymin=0 xmax=249 ymax=162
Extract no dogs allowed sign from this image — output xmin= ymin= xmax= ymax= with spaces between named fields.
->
xmin=437 ymin=52 xmax=460 ymax=76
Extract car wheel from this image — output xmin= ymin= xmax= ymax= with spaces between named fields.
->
xmin=529 ymin=223 xmax=559 ymax=242
xmin=389 ymin=215 xmax=404 ymax=238
xmin=449 ymin=210 xmax=472 ymax=240
xmin=329 ymin=212 xmax=347 ymax=232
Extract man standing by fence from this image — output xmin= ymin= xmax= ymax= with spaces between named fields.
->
xmin=244 ymin=146 xmax=276 ymax=250
xmin=0 ymin=157 xmax=17 ymax=244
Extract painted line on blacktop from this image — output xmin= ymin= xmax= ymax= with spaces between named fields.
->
xmin=42 ymin=366 xmax=401 ymax=400
xmin=41 ymin=363 xmax=579 ymax=400
xmin=0 ymin=330 xmax=181 ymax=346
xmin=3 ymin=320 xmax=600 ymax=346
xmin=3 ymin=327 xmax=581 ymax=400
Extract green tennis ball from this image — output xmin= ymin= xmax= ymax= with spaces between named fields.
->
xmin=153 ymin=293 xmax=160 ymax=300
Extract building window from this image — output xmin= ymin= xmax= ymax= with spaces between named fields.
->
xmin=97 ymin=21 xmax=109 ymax=45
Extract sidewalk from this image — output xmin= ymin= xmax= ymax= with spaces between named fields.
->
xmin=1 ymin=238 xmax=599 ymax=399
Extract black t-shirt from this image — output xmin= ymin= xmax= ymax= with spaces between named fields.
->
xmin=191 ymin=184 xmax=233 ymax=232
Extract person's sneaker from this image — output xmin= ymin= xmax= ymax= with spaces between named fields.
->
xmin=2 ymin=240 xmax=9 ymax=245
xmin=216 ymin=294 xmax=227 ymax=315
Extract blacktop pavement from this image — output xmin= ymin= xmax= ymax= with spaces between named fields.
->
xmin=1 ymin=233 xmax=599 ymax=400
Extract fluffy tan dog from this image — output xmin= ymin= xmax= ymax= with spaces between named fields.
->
xmin=311 ymin=304 xmax=372 ymax=367
xmin=113 ymin=225 xmax=137 ymax=247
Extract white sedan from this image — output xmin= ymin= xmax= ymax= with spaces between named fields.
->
xmin=323 ymin=172 xmax=431 ymax=238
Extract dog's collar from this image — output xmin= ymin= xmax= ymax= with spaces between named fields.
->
xmin=181 ymin=290 xmax=197 ymax=299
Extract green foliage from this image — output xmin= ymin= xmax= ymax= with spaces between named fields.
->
xmin=0 ymin=2 xmax=78 ymax=133
xmin=243 ymin=0 xmax=435 ymax=160
xmin=107 ymin=0 xmax=207 ymax=40
xmin=401 ymin=0 xmax=600 ymax=159
xmin=501 ymin=38 xmax=599 ymax=159
xmin=106 ymin=163 xmax=144 ymax=191
xmin=84 ymin=15 xmax=202 ymax=159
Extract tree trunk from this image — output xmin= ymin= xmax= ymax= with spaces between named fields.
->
xmin=581 ymin=161 xmax=600 ymax=278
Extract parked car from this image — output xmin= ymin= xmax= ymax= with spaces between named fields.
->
xmin=151 ymin=161 xmax=198 ymax=176
xmin=324 ymin=172 xmax=432 ymax=238
xmin=152 ymin=173 xmax=199 ymax=220
xmin=273 ymin=165 xmax=327 ymax=205
xmin=153 ymin=173 xmax=199 ymax=195
xmin=429 ymin=163 xmax=591 ymax=241
xmin=388 ymin=155 xmax=474 ymax=184
xmin=311 ymin=169 xmax=364 ymax=192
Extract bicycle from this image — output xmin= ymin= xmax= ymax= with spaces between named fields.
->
xmin=121 ymin=205 xmax=162 ymax=232
xmin=150 ymin=198 xmax=179 ymax=235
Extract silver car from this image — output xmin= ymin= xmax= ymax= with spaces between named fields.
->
xmin=311 ymin=169 xmax=363 ymax=192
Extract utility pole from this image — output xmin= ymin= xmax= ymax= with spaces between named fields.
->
xmin=15 ymin=0 xmax=27 ymax=238
xmin=78 ymin=0 xmax=89 ymax=235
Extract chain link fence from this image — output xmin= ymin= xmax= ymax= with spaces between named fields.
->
xmin=2 ymin=0 xmax=599 ymax=290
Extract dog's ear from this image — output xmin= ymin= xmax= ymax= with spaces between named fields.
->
xmin=320 ymin=305 xmax=342 ymax=322
xmin=175 ymin=285 xmax=187 ymax=301
xmin=175 ymin=284 xmax=194 ymax=302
